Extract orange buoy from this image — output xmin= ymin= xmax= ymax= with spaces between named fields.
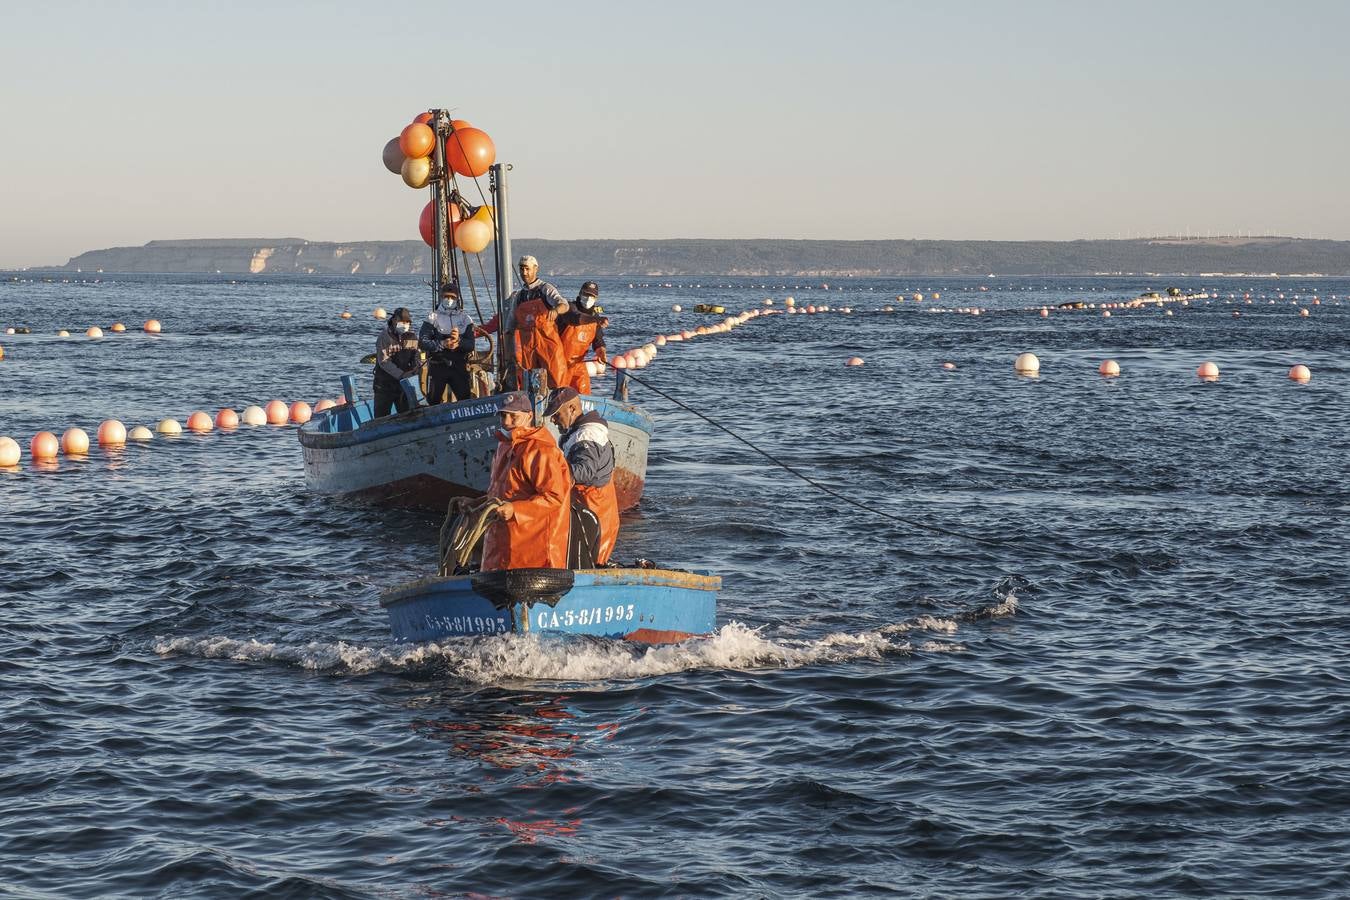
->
xmin=186 ymin=411 xmax=213 ymax=433
xmin=381 ymin=137 xmax=404 ymax=174
xmin=30 ymin=431 xmax=59 ymax=460
xmin=412 ymin=112 xmax=434 ymax=126
xmin=0 ymin=345 xmax=4 ymax=360
xmin=241 ymin=405 xmax=267 ymax=426
xmin=144 ymin=319 xmax=162 ymax=333
xmin=156 ymin=418 xmax=182 ymax=435
xmin=1196 ymin=361 xmax=1220 ymax=380
xmin=97 ymin=420 xmax=127 ymax=446
xmin=1099 ymin=360 xmax=1120 ymax=377
xmin=110 ymin=323 xmax=126 ymax=333
xmin=86 ymin=326 xmax=104 ymax=339
xmin=1288 ymin=364 xmax=1311 ymax=382
xmin=265 ymin=400 xmax=289 ymax=425
xmin=845 ymin=357 xmax=864 ymax=367
xmin=339 ymin=311 xmax=352 ymax=319
xmin=398 ymin=122 xmax=435 ymax=159
xmin=215 ymin=408 xmax=239 ymax=429
xmin=289 ymin=401 xmax=312 ymax=424
xmin=0 ymin=436 xmax=19 ymax=467
xmin=61 ymin=428 xmax=90 ymax=455
xmin=446 ymin=127 xmax=495 ymax=177
xmin=314 ymin=398 xmax=336 ymax=413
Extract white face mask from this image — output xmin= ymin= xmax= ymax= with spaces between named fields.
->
xmin=579 ymin=296 xmax=596 ymax=310
xmin=395 ymin=322 xmax=411 ymax=334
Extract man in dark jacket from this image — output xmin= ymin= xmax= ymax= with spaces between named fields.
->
xmin=373 ymin=307 xmax=420 ymax=417
xmin=545 ymin=386 xmax=619 ymax=567
xmin=419 ymin=283 xmax=476 ymax=404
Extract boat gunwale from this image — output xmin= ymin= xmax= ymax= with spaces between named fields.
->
xmin=380 ymin=568 xmax=722 ymax=608
xmin=298 ymin=391 xmax=653 ymax=451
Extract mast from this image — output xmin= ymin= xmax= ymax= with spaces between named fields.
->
xmin=490 ymin=162 xmax=514 ymax=385
xmin=430 ymin=109 xmax=460 ymax=310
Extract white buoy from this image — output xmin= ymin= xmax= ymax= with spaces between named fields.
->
xmin=671 ymin=304 xmax=682 ymax=312
xmin=1015 ymin=352 xmax=1040 ymax=374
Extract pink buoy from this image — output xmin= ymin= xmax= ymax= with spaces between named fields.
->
xmin=289 ymin=401 xmax=312 ymax=424
xmin=215 ymin=408 xmax=240 ymax=429
xmin=30 ymin=431 xmax=59 ymax=461
xmin=144 ymin=319 xmax=162 ymax=334
xmin=186 ymin=411 xmax=213 ymax=433
xmin=613 ymin=356 xmax=628 ymax=369
xmin=265 ymin=400 xmax=289 ymax=425
xmin=942 ymin=362 xmax=956 ymax=370
xmin=1288 ymin=364 xmax=1311 ymax=382
xmin=845 ymin=357 xmax=864 ymax=367
xmin=1099 ymin=360 xmax=1120 ymax=377
xmin=97 ymin=420 xmax=127 ymax=446
xmin=1196 ymin=361 xmax=1220 ymax=380
xmin=314 ymin=399 xmax=336 ymax=413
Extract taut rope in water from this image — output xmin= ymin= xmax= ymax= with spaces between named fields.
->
xmin=619 ymin=370 xmax=1090 ymax=562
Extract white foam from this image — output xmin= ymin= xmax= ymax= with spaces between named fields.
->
xmin=154 ymin=613 xmax=992 ymax=685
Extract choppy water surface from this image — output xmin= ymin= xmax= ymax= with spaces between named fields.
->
xmin=1 ymin=273 xmax=1347 ymax=897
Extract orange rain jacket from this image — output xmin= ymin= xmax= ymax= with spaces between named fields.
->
xmin=514 ymin=297 xmax=570 ymax=389
xmin=481 ymin=424 xmax=573 ymax=571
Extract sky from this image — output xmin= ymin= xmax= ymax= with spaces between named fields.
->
xmin=2 ymin=0 xmax=1349 ymax=267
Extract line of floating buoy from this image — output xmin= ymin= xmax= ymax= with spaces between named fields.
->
xmin=0 ymin=394 xmax=350 ymax=469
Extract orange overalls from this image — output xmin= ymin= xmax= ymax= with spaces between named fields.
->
xmin=560 ymin=317 xmax=601 ymax=395
xmin=481 ymin=425 xmax=572 ymax=571
xmin=513 ymin=295 xmax=569 ymax=390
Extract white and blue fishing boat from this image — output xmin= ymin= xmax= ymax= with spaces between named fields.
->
xmin=381 ymin=567 xmax=720 ymax=644
xmin=298 ymin=378 xmax=651 ymax=509
xmin=297 ymin=111 xmax=651 ymax=510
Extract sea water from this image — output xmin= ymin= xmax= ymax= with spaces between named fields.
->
xmin=1 ymin=273 xmax=1347 ymax=897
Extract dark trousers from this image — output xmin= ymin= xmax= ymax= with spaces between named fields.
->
xmin=567 ymin=499 xmax=601 ymax=569
xmin=426 ymin=365 xmax=471 ymax=404
xmin=373 ymin=381 xmax=411 ymax=418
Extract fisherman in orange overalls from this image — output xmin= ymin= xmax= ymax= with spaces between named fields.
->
xmin=476 ymin=256 xmax=571 ymax=389
xmin=481 ymin=391 xmax=572 ymax=571
xmin=557 ymin=281 xmax=608 ymax=395
xmin=545 ymin=386 xmax=619 ymax=567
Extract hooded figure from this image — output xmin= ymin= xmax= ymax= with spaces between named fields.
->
xmin=480 ymin=391 xmax=573 ymax=571
xmin=372 ymin=307 xmax=419 ymax=417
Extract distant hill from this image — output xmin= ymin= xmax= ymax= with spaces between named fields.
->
xmin=54 ymin=236 xmax=1350 ymax=277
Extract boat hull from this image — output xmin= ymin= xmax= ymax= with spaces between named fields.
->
xmin=298 ymin=392 xmax=650 ymax=510
xmin=381 ymin=568 xmax=720 ymax=644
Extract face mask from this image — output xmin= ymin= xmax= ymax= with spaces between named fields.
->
xmin=395 ymin=322 xmax=410 ymax=333
xmin=579 ymin=297 xmax=596 ymax=310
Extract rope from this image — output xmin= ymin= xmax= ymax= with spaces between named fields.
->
xmin=439 ymin=495 xmax=503 ymax=575
xmin=617 ymin=368 xmax=1088 ymax=561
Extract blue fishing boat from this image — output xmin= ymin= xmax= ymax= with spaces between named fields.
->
xmin=381 ymin=567 xmax=720 ymax=644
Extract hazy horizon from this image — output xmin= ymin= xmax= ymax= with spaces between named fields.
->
xmin=4 ymin=0 xmax=1349 ymax=268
